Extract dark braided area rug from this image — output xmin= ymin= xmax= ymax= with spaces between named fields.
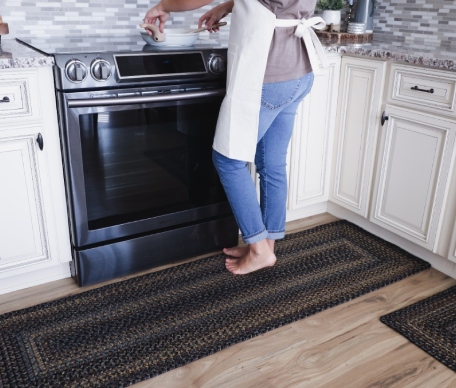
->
xmin=380 ymin=285 xmax=456 ymax=372
xmin=0 ymin=220 xmax=430 ymax=387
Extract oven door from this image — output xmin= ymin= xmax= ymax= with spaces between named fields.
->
xmin=59 ymin=86 xmax=231 ymax=248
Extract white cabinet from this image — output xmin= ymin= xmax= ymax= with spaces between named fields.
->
xmin=449 ymin=215 xmax=456 ymax=263
xmin=370 ymin=105 xmax=456 ymax=251
xmin=387 ymin=63 xmax=456 ymax=118
xmin=0 ymin=67 xmax=71 ymax=294
xmin=330 ymin=56 xmax=387 ymax=217
xmin=286 ymin=55 xmax=341 ymax=220
xmin=369 ymin=63 xmax=456 ymax=252
xmin=0 ymin=132 xmax=49 ymax=269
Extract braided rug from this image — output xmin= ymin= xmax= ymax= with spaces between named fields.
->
xmin=0 ymin=220 xmax=430 ymax=387
xmin=381 ymin=285 xmax=456 ymax=372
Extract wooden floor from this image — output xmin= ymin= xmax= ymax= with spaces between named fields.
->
xmin=1 ymin=213 xmax=456 ymax=387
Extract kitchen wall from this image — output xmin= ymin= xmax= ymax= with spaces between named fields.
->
xmin=1 ymin=0 xmax=229 ymax=40
xmin=374 ymin=0 xmax=456 ymax=49
xmin=374 ymin=0 xmax=456 ymax=50
xmin=1 ymin=0 xmax=455 ymax=48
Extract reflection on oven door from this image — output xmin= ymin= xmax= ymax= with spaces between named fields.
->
xmin=79 ymin=101 xmax=226 ymax=231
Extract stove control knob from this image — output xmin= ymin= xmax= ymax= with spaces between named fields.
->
xmin=91 ymin=59 xmax=112 ymax=82
xmin=208 ymin=54 xmax=226 ymax=74
xmin=65 ymin=59 xmax=88 ymax=83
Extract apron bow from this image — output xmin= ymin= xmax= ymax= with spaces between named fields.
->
xmin=275 ymin=16 xmax=329 ymax=75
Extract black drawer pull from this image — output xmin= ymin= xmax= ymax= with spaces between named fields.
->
xmin=36 ymin=133 xmax=44 ymax=151
xmin=0 ymin=96 xmax=10 ymax=103
xmin=411 ymin=86 xmax=434 ymax=94
xmin=381 ymin=111 xmax=389 ymax=126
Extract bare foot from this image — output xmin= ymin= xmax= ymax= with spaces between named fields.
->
xmin=224 ymin=240 xmax=275 ymax=258
xmin=225 ymin=239 xmax=276 ymax=275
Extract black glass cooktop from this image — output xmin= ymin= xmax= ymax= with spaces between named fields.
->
xmin=17 ymin=34 xmax=228 ymax=56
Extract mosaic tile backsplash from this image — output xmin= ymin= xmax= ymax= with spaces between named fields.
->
xmin=1 ymin=0 xmax=455 ymax=49
xmin=1 ymin=0 xmax=229 ymax=40
xmin=374 ymin=0 xmax=456 ymax=49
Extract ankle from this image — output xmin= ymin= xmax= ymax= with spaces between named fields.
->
xmin=267 ymin=239 xmax=275 ymax=252
xmin=249 ymin=239 xmax=273 ymax=256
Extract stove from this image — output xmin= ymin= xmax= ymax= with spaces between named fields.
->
xmin=18 ymin=35 xmax=238 ymax=287
xmin=17 ymin=34 xmax=228 ymax=91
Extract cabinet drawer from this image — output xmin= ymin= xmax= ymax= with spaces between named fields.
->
xmin=0 ymin=71 xmax=40 ymax=124
xmin=388 ymin=64 xmax=456 ymax=117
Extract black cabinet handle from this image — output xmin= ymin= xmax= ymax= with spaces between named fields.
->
xmin=411 ymin=86 xmax=434 ymax=94
xmin=36 ymin=133 xmax=44 ymax=151
xmin=381 ymin=111 xmax=389 ymax=126
xmin=0 ymin=96 xmax=10 ymax=103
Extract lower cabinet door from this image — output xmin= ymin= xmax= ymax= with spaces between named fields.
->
xmin=370 ymin=105 xmax=456 ymax=251
xmin=287 ymin=55 xmax=341 ymax=214
xmin=0 ymin=132 xmax=53 ymax=272
xmin=448 ymin=222 xmax=456 ymax=263
xmin=330 ymin=56 xmax=387 ymax=217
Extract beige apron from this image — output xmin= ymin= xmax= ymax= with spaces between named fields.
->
xmin=213 ymin=0 xmax=328 ymax=162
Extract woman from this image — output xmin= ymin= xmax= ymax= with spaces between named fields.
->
xmin=144 ymin=0 xmax=327 ymax=275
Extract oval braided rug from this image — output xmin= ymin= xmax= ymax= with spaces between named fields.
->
xmin=0 ymin=220 xmax=430 ymax=387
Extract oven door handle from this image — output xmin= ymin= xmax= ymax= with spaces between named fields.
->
xmin=67 ymin=88 xmax=226 ymax=108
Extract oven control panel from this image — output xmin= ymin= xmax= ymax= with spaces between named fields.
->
xmin=54 ymin=48 xmax=227 ymax=91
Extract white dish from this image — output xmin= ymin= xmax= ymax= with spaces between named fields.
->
xmin=140 ymin=29 xmax=200 ymax=47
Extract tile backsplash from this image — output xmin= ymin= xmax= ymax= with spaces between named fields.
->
xmin=374 ymin=0 xmax=456 ymax=49
xmin=1 ymin=0 xmax=455 ymax=48
xmin=1 ymin=0 xmax=229 ymax=39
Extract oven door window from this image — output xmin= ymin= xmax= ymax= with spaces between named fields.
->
xmin=78 ymin=99 xmax=227 ymax=230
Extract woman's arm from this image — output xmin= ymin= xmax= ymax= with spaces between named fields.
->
xmin=198 ymin=0 xmax=233 ymax=30
xmin=144 ymin=0 xmax=216 ymax=32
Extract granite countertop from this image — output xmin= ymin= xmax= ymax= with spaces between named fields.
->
xmin=0 ymin=39 xmax=54 ymax=69
xmin=322 ymin=40 xmax=455 ymax=71
xmin=0 ymin=35 xmax=454 ymax=72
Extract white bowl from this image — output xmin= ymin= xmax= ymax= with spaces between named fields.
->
xmin=140 ymin=29 xmax=200 ymax=47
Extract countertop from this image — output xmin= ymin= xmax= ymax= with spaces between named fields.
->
xmin=0 ymin=39 xmax=54 ymax=69
xmin=324 ymin=40 xmax=455 ymax=71
xmin=0 ymin=35 xmax=454 ymax=71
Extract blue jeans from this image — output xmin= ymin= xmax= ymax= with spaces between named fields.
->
xmin=213 ymin=72 xmax=315 ymax=244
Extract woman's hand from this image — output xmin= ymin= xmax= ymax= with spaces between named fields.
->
xmin=144 ymin=3 xmax=170 ymax=33
xmin=198 ymin=0 xmax=233 ymax=31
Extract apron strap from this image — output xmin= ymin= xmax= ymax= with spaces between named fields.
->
xmin=275 ymin=16 xmax=329 ymax=75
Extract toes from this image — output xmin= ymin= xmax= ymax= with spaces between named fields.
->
xmin=225 ymin=258 xmax=237 ymax=266
xmin=225 ymin=262 xmax=238 ymax=274
xmin=223 ymin=248 xmax=238 ymax=257
xmin=223 ymin=246 xmax=248 ymax=258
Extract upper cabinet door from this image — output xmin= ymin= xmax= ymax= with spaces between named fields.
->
xmin=330 ymin=56 xmax=387 ymax=217
xmin=370 ymin=105 xmax=456 ymax=251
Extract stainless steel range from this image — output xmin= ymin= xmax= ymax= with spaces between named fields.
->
xmin=18 ymin=35 xmax=238 ymax=287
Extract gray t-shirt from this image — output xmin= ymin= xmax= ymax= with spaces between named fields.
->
xmin=258 ymin=0 xmax=317 ymax=83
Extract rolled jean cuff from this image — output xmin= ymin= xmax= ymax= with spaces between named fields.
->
xmin=267 ymin=231 xmax=285 ymax=241
xmin=243 ymin=229 xmax=269 ymax=244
